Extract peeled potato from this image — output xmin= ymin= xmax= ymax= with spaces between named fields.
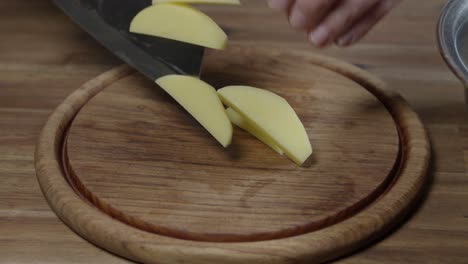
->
xmin=156 ymin=75 xmax=233 ymax=147
xmin=226 ymin=108 xmax=284 ymax=155
xmin=130 ymin=3 xmax=227 ymax=49
xmin=218 ymin=86 xmax=312 ymax=165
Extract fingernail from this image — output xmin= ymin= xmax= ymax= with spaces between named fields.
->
xmin=337 ymin=33 xmax=358 ymax=46
xmin=289 ymin=9 xmax=308 ymax=29
xmin=336 ymin=35 xmax=353 ymax=46
xmin=268 ymin=0 xmax=290 ymax=11
xmin=309 ymin=26 xmax=329 ymax=47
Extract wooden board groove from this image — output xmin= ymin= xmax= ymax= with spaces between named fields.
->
xmin=35 ymin=47 xmax=430 ymax=264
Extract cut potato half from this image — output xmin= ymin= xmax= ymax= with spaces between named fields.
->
xmin=130 ymin=3 xmax=227 ymax=49
xmin=218 ymin=86 xmax=312 ymax=165
xmin=226 ymin=108 xmax=284 ymax=155
xmin=156 ymin=75 xmax=233 ymax=147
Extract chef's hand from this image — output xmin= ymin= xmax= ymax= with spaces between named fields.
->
xmin=267 ymin=0 xmax=401 ymax=47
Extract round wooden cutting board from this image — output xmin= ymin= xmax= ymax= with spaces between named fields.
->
xmin=35 ymin=47 xmax=430 ymax=264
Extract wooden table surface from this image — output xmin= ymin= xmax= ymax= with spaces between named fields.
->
xmin=1 ymin=0 xmax=467 ymax=263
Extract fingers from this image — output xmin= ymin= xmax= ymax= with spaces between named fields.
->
xmin=288 ymin=0 xmax=338 ymax=31
xmin=267 ymin=0 xmax=294 ymax=12
xmin=308 ymin=0 xmax=379 ymax=47
xmin=335 ymin=0 xmax=402 ymax=46
xmin=267 ymin=0 xmax=401 ymax=47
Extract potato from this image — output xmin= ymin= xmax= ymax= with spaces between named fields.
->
xmin=218 ymin=86 xmax=312 ymax=165
xmin=130 ymin=3 xmax=227 ymax=49
xmin=156 ymin=75 xmax=233 ymax=147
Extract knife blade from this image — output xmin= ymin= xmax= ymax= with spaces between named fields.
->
xmin=53 ymin=0 xmax=205 ymax=80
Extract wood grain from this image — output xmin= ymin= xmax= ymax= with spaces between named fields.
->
xmin=35 ymin=48 xmax=429 ymax=263
xmin=1 ymin=0 xmax=468 ymax=263
xmin=64 ymin=47 xmax=400 ymax=243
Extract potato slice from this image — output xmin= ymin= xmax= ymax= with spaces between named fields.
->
xmin=153 ymin=0 xmax=240 ymax=4
xmin=226 ymin=108 xmax=284 ymax=155
xmin=130 ymin=3 xmax=227 ymax=49
xmin=218 ymin=86 xmax=312 ymax=165
xmin=156 ymin=75 xmax=232 ymax=147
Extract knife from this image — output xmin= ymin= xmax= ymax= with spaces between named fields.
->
xmin=53 ymin=0 xmax=205 ymax=79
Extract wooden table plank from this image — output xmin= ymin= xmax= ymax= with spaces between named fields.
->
xmin=1 ymin=0 xmax=467 ymax=263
